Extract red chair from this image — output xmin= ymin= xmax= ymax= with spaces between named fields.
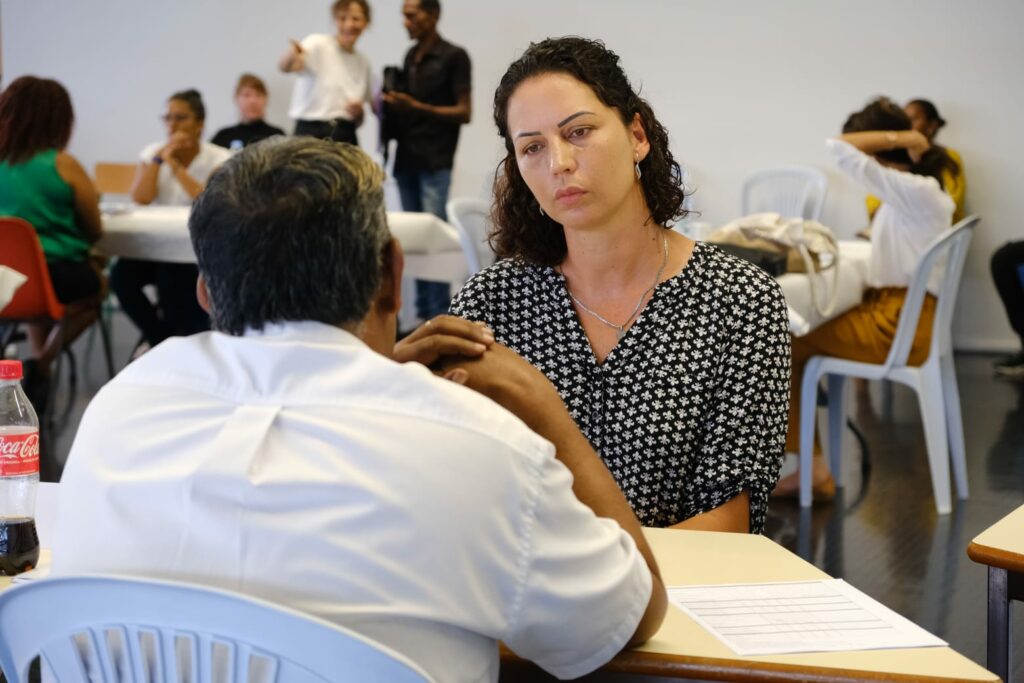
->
xmin=0 ymin=217 xmax=114 ymax=442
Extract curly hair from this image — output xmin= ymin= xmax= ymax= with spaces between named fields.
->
xmin=842 ymin=96 xmax=959 ymax=191
xmin=492 ymin=37 xmax=688 ymax=266
xmin=0 ymin=76 xmax=74 ymax=165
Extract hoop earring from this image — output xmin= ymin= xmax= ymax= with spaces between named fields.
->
xmin=539 ymin=204 xmax=546 ymax=217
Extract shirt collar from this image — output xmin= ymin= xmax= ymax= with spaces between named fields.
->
xmin=241 ymin=320 xmax=365 ymax=347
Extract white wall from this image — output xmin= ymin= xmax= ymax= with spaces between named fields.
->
xmin=5 ymin=0 xmax=1022 ymax=350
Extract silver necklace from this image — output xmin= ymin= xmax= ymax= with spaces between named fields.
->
xmin=565 ymin=234 xmax=669 ymax=340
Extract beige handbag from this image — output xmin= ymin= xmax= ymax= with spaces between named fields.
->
xmin=708 ymin=212 xmax=840 ymax=317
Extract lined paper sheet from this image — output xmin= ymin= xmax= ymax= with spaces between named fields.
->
xmin=669 ymin=579 xmax=947 ymax=656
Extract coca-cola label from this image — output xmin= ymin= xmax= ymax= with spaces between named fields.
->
xmin=0 ymin=431 xmax=40 ymax=476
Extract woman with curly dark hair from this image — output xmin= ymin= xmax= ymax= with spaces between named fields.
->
xmin=443 ymin=37 xmax=791 ymax=533
xmin=0 ymin=76 xmax=104 ymax=408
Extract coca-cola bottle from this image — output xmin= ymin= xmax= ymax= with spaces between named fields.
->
xmin=0 ymin=360 xmax=40 ymax=575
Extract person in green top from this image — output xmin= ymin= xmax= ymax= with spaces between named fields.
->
xmin=0 ymin=76 xmax=104 ymax=397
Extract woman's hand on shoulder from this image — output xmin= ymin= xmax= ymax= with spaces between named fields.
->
xmin=392 ymin=314 xmax=494 ymax=369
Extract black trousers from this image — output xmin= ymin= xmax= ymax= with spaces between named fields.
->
xmin=991 ymin=240 xmax=1024 ymax=348
xmin=294 ymin=118 xmax=358 ymax=145
xmin=110 ymin=259 xmax=209 ymax=347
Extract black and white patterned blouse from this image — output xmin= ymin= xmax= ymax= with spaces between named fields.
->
xmin=450 ymin=241 xmax=791 ymax=533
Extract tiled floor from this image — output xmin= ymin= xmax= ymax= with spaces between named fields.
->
xmin=32 ymin=319 xmax=1024 ymax=681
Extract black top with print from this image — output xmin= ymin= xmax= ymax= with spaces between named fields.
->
xmin=450 ymin=241 xmax=791 ymax=533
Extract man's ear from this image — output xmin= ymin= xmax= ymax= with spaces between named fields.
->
xmin=375 ymin=238 xmax=404 ymax=315
xmin=196 ymin=273 xmax=212 ymax=314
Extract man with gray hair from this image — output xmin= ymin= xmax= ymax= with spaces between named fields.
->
xmin=54 ymin=138 xmax=665 ymax=682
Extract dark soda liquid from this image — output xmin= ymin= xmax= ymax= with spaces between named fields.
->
xmin=0 ymin=518 xmax=39 ymax=575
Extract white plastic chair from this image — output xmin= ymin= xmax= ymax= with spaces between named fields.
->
xmin=446 ymin=197 xmax=495 ymax=277
xmin=741 ymin=166 xmax=828 ymax=220
xmin=798 ymin=215 xmax=980 ymax=513
xmin=0 ymin=575 xmax=434 ymax=683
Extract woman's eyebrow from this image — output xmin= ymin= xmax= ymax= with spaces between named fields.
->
xmin=514 ymin=110 xmax=596 ymax=138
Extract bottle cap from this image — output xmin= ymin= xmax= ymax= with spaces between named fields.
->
xmin=0 ymin=360 xmax=23 ymax=380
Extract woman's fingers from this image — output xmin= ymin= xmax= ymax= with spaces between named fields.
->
xmin=393 ymin=316 xmax=494 ymax=366
xmin=402 ymin=315 xmax=493 ymax=345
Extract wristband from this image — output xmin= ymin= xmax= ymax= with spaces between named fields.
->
xmin=151 ymin=156 xmax=164 ymax=166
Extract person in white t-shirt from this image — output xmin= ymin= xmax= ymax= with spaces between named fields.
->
xmin=112 ymin=89 xmax=231 ymax=350
xmin=773 ymin=97 xmax=959 ymax=501
xmin=55 ymin=137 xmax=667 ymax=682
xmin=279 ymin=0 xmax=373 ymax=145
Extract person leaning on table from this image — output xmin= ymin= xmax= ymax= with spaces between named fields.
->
xmin=111 ymin=88 xmax=230 ymax=352
xmin=53 ymin=136 xmax=667 ymax=683
xmin=773 ymin=97 xmax=958 ymax=501
xmin=441 ymin=37 xmax=792 ymax=533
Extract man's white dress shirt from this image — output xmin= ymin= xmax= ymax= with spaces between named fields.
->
xmin=54 ymin=322 xmax=651 ymax=682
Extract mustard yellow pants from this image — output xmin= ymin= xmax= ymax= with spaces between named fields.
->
xmin=786 ymin=287 xmax=936 ymax=453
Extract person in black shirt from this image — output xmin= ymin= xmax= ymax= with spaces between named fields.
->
xmin=210 ymin=74 xmax=285 ymax=150
xmin=382 ymin=0 xmax=471 ymax=321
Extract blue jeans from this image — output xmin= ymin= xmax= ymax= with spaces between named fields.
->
xmin=395 ymin=169 xmax=453 ymax=319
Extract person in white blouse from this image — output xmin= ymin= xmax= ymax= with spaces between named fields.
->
xmin=279 ymin=0 xmax=373 ymax=145
xmin=55 ymin=137 xmax=667 ymax=682
xmin=774 ymin=97 xmax=958 ymax=501
xmin=112 ymin=89 xmax=231 ymax=351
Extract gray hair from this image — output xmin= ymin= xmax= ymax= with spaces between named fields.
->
xmin=189 ymin=136 xmax=390 ymax=335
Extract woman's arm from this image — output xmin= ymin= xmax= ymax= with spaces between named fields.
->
xmin=279 ymin=39 xmax=306 ymax=73
xmin=54 ymin=152 xmax=102 ymax=243
xmin=827 ymin=138 xmax=953 ymax=221
xmin=165 ymin=159 xmax=205 ymax=200
xmin=435 ymin=342 xmax=667 ymax=646
xmin=839 ymin=130 xmax=930 ymax=163
xmin=130 ymin=160 xmax=159 ymax=205
xmin=670 ymin=492 xmax=750 ymax=532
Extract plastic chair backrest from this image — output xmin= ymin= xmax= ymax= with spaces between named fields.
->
xmin=882 ymin=215 xmax=979 ymax=373
xmin=0 ymin=216 xmax=65 ymax=320
xmin=0 ymin=575 xmax=434 ymax=683
xmin=446 ymin=197 xmax=495 ymax=277
xmin=741 ymin=166 xmax=828 ymax=221
xmin=94 ymin=162 xmax=137 ymax=196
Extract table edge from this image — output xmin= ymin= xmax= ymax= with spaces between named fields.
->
xmin=500 ymin=648 xmax=998 ymax=682
xmin=967 ymin=539 xmax=1024 ymax=573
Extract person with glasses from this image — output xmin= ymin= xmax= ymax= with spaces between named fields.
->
xmin=112 ymin=89 xmax=230 ymax=354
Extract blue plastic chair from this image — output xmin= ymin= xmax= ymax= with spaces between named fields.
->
xmin=0 ymin=576 xmax=434 ymax=683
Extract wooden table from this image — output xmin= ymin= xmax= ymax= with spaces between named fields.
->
xmin=968 ymin=504 xmax=1024 ymax=682
xmin=502 ymin=528 xmax=997 ymax=682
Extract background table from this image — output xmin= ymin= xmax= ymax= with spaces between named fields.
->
xmin=99 ymin=208 xmax=869 ymax=335
xmin=968 ymin=503 xmax=1024 ymax=682
xmin=502 ymin=527 xmax=997 ymax=682
xmin=98 ymin=206 xmax=468 ymax=286
xmin=777 ymin=240 xmax=871 ymax=336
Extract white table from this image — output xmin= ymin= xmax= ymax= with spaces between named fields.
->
xmin=99 ymin=208 xmax=870 ymax=335
xmin=777 ymin=240 xmax=871 ymax=336
xmin=98 ymin=206 xmax=469 ymax=287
